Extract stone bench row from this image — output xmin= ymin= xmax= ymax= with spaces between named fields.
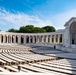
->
xmin=0 ymin=53 xmax=57 ymax=66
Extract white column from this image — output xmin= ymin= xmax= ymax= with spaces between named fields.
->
xmin=9 ymin=36 xmax=11 ymax=43
xmin=33 ymin=36 xmax=35 ymax=43
xmin=5 ymin=35 xmax=7 ymax=43
xmin=18 ymin=36 xmax=21 ymax=44
xmin=3 ymin=35 xmax=5 ymax=43
xmin=11 ymin=35 xmax=12 ymax=43
xmin=8 ymin=36 xmax=10 ymax=43
xmin=51 ymin=35 xmax=52 ymax=43
xmin=49 ymin=35 xmax=51 ymax=43
xmin=46 ymin=35 xmax=48 ymax=43
xmin=7 ymin=35 xmax=8 ymax=43
xmin=9 ymin=35 xmax=11 ymax=43
xmin=39 ymin=36 xmax=41 ymax=43
xmin=13 ymin=35 xmax=16 ymax=43
xmin=24 ymin=36 xmax=26 ymax=44
xmin=42 ymin=36 xmax=44 ymax=43
xmin=36 ymin=36 xmax=39 ymax=43
xmin=8 ymin=35 xmax=10 ymax=43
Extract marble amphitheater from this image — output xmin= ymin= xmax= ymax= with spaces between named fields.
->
xmin=0 ymin=17 xmax=76 ymax=74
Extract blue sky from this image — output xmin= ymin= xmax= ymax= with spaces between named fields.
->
xmin=0 ymin=0 xmax=76 ymax=31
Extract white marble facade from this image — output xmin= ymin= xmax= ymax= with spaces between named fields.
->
xmin=0 ymin=17 xmax=76 ymax=50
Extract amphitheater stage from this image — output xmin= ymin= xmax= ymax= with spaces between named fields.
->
xmin=46 ymin=52 xmax=76 ymax=60
xmin=28 ymin=45 xmax=76 ymax=60
xmin=26 ymin=44 xmax=76 ymax=60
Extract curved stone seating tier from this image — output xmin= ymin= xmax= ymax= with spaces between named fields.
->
xmin=0 ymin=67 xmax=9 ymax=72
xmin=0 ymin=44 xmax=76 ymax=74
xmin=29 ymin=62 xmax=76 ymax=75
xmin=3 ymin=50 xmax=32 ymax=54
xmin=19 ymin=54 xmax=55 ymax=59
xmin=0 ymin=49 xmax=33 ymax=54
xmin=37 ymin=59 xmax=76 ymax=74
xmin=0 ymin=53 xmax=57 ymax=66
xmin=0 ymin=59 xmax=76 ymax=74
xmin=47 ymin=59 xmax=76 ymax=67
xmin=12 ymin=65 xmax=30 ymax=72
xmin=3 ymin=66 xmax=18 ymax=72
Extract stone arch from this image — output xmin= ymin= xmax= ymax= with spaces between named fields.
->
xmin=69 ymin=22 xmax=76 ymax=44
xmin=64 ymin=18 xmax=76 ymax=47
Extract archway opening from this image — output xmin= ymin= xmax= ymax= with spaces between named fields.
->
xmin=26 ymin=36 xmax=29 ymax=43
xmin=1 ymin=35 xmax=3 ymax=43
xmin=8 ymin=35 xmax=11 ymax=43
xmin=34 ymin=36 xmax=36 ymax=43
xmin=30 ymin=36 xmax=33 ymax=43
xmin=12 ymin=35 xmax=15 ymax=43
xmin=48 ymin=35 xmax=50 ymax=43
xmin=70 ymin=22 xmax=76 ymax=45
xmin=16 ymin=36 xmax=18 ymax=43
xmin=44 ymin=35 xmax=46 ymax=43
xmin=21 ymin=36 xmax=24 ymax=44
xmin=60 ymin=34 xmax=62 ymax=43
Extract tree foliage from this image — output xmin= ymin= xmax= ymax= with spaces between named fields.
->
xmin=42 ymin=26 xmax=56 ymax=32
xmin=33 ymin=27 xmax=46 ymax=33
xmin=19 ymin=25 xmax=34 ymax=33
xmin=8 ymin=28 xmax=19 ymax=32
xmin=7 ymin=25 xmax=56 ymax=33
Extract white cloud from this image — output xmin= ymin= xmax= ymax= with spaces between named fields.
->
xmin=0 ymin=8 xmax=52 ymax=31
xmin=1 ymin=7 xmax=76 ymax=31
xmin=51 ymin=9 xmax=76 ymax=29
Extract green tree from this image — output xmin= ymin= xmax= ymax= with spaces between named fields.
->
xmin=19 ymin=25 xmax=34 ymax=33
xmin=7 ymin=25 xmax=56 ymax=33
xmin=8 ymin=28 xmax=18 ymax=32
xmin=19 ymin=25 xmax=46 ymax=33
xmin=42 ymin=26 xmax=56 ymax=32
xmin=33 ymin=27 xmax=46 ymax=33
